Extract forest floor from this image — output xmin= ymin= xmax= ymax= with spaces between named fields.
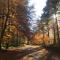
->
xmin=0 ymin=45 xmax=60 ymax=60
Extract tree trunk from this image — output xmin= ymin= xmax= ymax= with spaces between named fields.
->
xmin=53 ymin=24 xmax=56 ymax=45
xmin=55 ymin=17 xmax=60 ymax=44
xmin=42 ymin=23 xmax=45 ymax=47
xmin=5 ymin=43 xmax=9 ymax=49
xmin=0 ymin=0 xmax=9 ymax=50
xmin=47 ymin=22 xmax=49 ymax=37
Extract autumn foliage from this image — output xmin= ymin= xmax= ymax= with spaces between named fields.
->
xmin=32 ymin=32 xmax=50 ymax=45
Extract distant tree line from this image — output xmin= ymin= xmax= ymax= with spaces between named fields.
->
xmin=37 ymin=0 xmax=60 ymax=47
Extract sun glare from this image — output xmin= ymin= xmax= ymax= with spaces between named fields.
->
xmin=34 ymin=0 xmax=47 ymax=16
xmin=29 ymin=0 xmax=47 ymax=18
xmin=28 ymin=0 xmax=47 ymax=30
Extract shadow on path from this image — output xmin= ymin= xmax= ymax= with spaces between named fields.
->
xmin=45 ymin=48 xmax=60 ymax=60
xmin=0 ymin=47 xmax=43 ymax=60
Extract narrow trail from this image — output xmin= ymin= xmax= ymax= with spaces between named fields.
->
xmin=0 ymin=45 xmax=60 ymax=60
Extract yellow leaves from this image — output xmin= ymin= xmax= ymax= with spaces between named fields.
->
xmin=10 ymin=25 xmax=16 ymax=31
xmin=0 ymin=19 xmax=3 ymax=25
xmin=5 ymin=25 xmax=17 ymax=33
xmin=11 ymin=25 xmax=16 ymax=28
xmin=9 ymin=13 xmax=16 ymax=19
xmin=2 ymin=31 xmax=13 ymax=43
xmin=3 ymin=35 xmax=12 ymax=42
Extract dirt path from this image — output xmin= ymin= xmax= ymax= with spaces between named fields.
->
xmin=0 ymin=46 xmax=48 ymax=60
xmin=0 ymin=45 xmax=60 ymax=60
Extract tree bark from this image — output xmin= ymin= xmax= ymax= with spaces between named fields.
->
xmin=0 ymin=0 xmax=9 ymax=50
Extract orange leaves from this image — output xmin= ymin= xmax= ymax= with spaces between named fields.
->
xmin=32 ymin=32 xmax=50 ymax=44
xmin=34 ymin=33 xmax=43 ymax=40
